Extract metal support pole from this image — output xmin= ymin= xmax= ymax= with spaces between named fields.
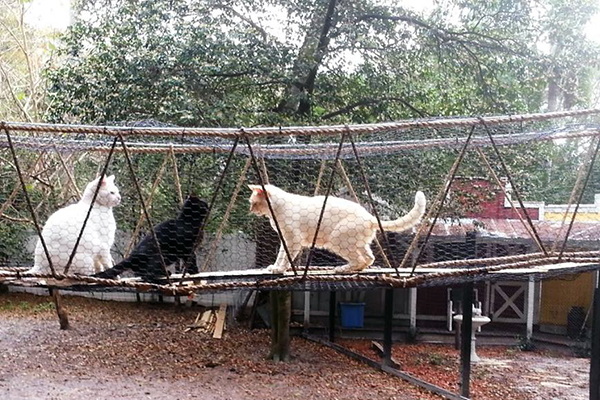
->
xmin=409 ymin=287 xmax=417 ymax=339
xmin=590 ymin=287 xmax=600 ymax=400
xmin=526 ymin=276 xmax=535 ymax=341
xmin=303 ymin=291 xmax=311 ymax=331
xmin=329 ymin=290 xmax=337 ymax=342
xmin=383 ymin=288 xmax=394 ymax=366
xmin=460 ymin=281 xmax=474 ymax=398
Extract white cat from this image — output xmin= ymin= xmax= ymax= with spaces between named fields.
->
xmin=248 ymin=184 xmax=426 ymax=273
xmin=30 ymin=175 xmax=121 ymax=275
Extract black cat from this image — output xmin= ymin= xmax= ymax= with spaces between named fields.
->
xmin=95 ymin=195 xmax=209 ymax=282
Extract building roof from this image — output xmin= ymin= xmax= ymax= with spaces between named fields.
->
xmin=430 ymin=218 xmax=600 ymax=243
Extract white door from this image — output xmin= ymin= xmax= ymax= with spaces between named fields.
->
xmin=490 ymin=281 xmax=526 ymax=323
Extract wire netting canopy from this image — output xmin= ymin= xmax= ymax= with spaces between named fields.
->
xmin=1 ymin=108 xmax=600 ymax=294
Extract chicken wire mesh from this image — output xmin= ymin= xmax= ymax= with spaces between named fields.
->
xmin=4 ymin=113 xmax=600 ymax=400
xmin=0 ymin=110 xmax=600 ymax=288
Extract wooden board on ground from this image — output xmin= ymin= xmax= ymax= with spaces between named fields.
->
xmin=199 ymin=310 xmax=212 ymax=327
xmin=213 ymin=304 xmax=227 ymax=339
xmin=184 ymin=309 xmax=218 ymax=333
xmin=371 ymin=341 xmax=401 ymax=369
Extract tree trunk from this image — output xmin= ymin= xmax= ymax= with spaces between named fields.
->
xmin=276 ymin=0 xmax=339 ymax=117
xmin=268 ymin=290 xmax=291 ymax=362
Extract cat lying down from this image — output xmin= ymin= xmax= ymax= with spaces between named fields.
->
xmin=94 ymin=195 xmax=208 ymax=282
xmin=248 ymin=184 xmax=426 ymax=273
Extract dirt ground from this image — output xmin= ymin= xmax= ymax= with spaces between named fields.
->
xmin=0 ymin=291 xmax=591 ymax=400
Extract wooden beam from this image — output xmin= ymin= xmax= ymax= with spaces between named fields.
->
xmin=591 ymin=288 xmax=600 ymax=400
xmin=213 ymin=304 xmax=227 ymax=339
xmin=371 ymin=341 xmax=400 ymax=369
xmin=304 ymin=334 xmax=468 ymax=400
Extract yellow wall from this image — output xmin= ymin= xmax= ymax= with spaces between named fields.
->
xmin=545 ymin=212 xmax=600 ymax=222
xmin=540 ymin=209 xmax=598 ymax=326
xmin=540 ymin=272 xmax=594 ymax=326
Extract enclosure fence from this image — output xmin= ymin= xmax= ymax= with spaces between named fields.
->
xmin=1 ymin=108 xmax=600 ymax=295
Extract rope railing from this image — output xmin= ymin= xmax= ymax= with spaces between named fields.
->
xmin=2 ymin=251 xmax=600 ymax=294
xmin=2 ymin=109 xmax=600 ymax=298
xmin=2 ymin=126 xmax=599 ymax=159
xmin=2 ymin=126 xmax=600 ymax=163
xmin=1 ymin=108 xmax=599 ymax=139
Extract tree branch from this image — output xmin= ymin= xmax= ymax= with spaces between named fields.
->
xmin=0 ymin=62 xmax=33 ymax=121
xmin=276 ymin=0 xmax=339 ymax=116
xmin=213 ymin=4 xmax=271 ymax=42
xmin=0 ymin=213 xmax=33 ymax=224
xmin=320 ymin=96 xmax=429 ymax=120
xmin=356 ymin=13 xmax=527 ymax=56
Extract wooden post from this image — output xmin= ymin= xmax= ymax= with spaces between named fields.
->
xmin=49 ymin=288 xmax=69 ymax=330
xmin=329 ymin=290 xmax=337 ymax=342
xmin=460 ymin=282 xmax=474 ymax=398
xmin=269 ymin=291 xmax=291 ymax=362
xmin=590 ymin=287 xmax=600 ymax=400
xmin=383 ymin=288 xmax=394 ymax=366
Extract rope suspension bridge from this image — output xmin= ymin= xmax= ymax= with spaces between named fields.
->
xmin=0 ymin=108 xmax=600 ymax=294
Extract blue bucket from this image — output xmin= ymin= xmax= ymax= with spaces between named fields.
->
xmin=340 ymin=302 xmax=365 ymax=328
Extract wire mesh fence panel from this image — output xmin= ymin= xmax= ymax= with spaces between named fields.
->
xmin=3 ymin=112 xmax=600 ymax=400
xmin=0 ymin=110 xmax=599 ymax=289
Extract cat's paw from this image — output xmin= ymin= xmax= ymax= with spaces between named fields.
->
xmin=266 ymin=264 xmax=288 ymax=274
xmin=333 ymin=265 xmax=365 ymax=274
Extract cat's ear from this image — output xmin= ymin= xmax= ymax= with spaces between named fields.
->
xmin=99 ymin=175 xmax=115 ymax=186
xmin=248 ymin=184 xmax=264 ymax=195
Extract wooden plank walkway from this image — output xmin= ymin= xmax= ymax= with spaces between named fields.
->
xmin=2 ymin=261 xmax=600 ymax=293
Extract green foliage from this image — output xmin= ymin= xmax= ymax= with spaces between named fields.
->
xmin=0 ymin=300 xmax=54 ymax=312
xmin=36 ymin=0 xmax=600 ymax=242
xmin=0 ymin=222 xmax=30 ymax=264
xmin=47 ymin=0 xmax=600 ymax=127
xmin=515 ymin=335 xmax=536 ymax=351
xmin=47 ymin=0 xmax=294 ymax=126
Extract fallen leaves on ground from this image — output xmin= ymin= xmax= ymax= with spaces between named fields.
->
xmin=0 ymin=292 xmax=590 ymax=400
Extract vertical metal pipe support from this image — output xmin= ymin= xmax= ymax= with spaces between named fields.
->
xmin=329 ymin=290 xmax=337 ymax=342
xmin=383 ymin=288 xmax=394 ymax=366
xmin=303 ymin=291 xmax=311 ymax=331
xmin=590 ymin=287 xmax=600 ymax=400
xmin=526 ymin=276 xmax=535 ymax=341
xmin=460 ymin=281 xmax=474 ymax=399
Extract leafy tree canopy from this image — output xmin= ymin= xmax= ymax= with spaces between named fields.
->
xmin=40 ymin=0 xmax=600 ymax=216
xmin=1 ymin=0 xmax=59 ymax=121
xmin=46 ymin=0 xmax=600 ymax=127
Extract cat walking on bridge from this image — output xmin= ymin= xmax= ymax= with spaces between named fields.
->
xmin=248 ymin=184 xmax=426 ymax=274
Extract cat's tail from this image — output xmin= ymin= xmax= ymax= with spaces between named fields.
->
xmin=93 ymin=259 xmax=131 ymax=279
xmin=378 ymin=191 xmax=426 ymax=232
